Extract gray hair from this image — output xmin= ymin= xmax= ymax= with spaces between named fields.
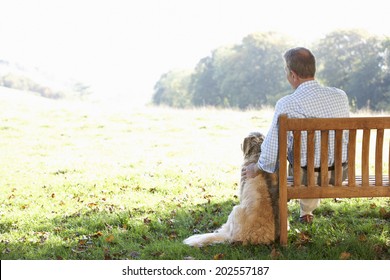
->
xmin=284 ymin=47 xmax=316 ymax=78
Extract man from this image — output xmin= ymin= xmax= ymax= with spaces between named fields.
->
xmin=242 ymin=47 xmax=349 ymax=223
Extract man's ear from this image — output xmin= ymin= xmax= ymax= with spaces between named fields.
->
xmin=290 ymin=70 xmax=298 ymax=80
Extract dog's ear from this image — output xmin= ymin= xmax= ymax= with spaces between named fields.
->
xmin=242 ymin=136 xmax=252 ymax=156
xmin=242 ymin=132 xmax=265 ymax=156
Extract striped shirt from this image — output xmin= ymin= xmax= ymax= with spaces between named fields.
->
xmin=258 ymin=80 xmax=350 ymax=173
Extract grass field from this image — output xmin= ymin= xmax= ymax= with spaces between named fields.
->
xmin=0 ymin=87 xmax=389 ymax=260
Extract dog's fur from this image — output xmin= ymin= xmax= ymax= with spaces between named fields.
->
xmin=183 ymin=132 xmax=279 ymax=247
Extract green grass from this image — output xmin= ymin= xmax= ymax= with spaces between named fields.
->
xmin=0 ymin=89 xmax=389 ymax=260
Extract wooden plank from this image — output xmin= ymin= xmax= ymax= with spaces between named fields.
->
xmin=320 ymin=131 xmax=329 ymax=187
xmin=334 ymin=130 xmax=343 ymax=186
xmin=362 ymin=129 xmax=371 ymax=187
xmin=348 ymin=130 xmax=357 ymax=187
xmin=287 ymin=175 xmax=389 ymax=187
xmin=293 ymin=131 xmax=301 ymax=187
xmin=278 ymin=114 xmax=288 ymax=246
xmin=307 ymin=130 xmax=315 ymax=187
xmin=287 ymin=184 xmax=390 ymax=199
xmin=285 ymin=117 xmax=390 ymax=131
xmin=375 ymin=129 xmax=384 ymax=186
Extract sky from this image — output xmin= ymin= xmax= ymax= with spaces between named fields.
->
xmin=1 ymin=0 xmax=390 ymax=104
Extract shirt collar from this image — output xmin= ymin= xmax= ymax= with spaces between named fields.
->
xmin=295 ymin=80 xmax=318 ymax=91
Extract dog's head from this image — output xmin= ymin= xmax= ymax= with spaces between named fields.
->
xmin=241 ymin=132 xmax=265 ymax=159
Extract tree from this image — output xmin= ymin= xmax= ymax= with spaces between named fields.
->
xmin=152 ymin=30 xmax=390 ymax=111
xmin=190 ymin=32 xmax=292 ymax=109
xmin=313 ymin=30 xmax=390 ymax=110
xmin=153 ymin=69 xmax=193 ymax=108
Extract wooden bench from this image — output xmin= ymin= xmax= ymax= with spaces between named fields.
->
xmin=278 ymin=114 xmax=390 ymax=246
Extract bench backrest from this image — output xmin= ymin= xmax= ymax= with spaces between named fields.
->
xmin=278 ymin=114 xmax=390 ymax=199
xmin=277 ymin=114 xmax=390 ymax=246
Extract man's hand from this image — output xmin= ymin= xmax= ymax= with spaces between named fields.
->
xmin=241 ymin=163 xmax=261 ymax=179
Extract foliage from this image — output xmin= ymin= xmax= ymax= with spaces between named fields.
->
xmin=313 ymin=29 xmax=390 ymax=111
xmin=190 ymin=33 xmax=291 ymax=109
xmin=153 ymin=69 xmax=193 ymax=108
xmin=0 ymin=93 xmax=389 ymax=260
xmin=0 ymin=73 xmax=65 ymax=99
xmin=0 ymin=60 xmax=92 ymax=100
xmin=153 ymin=30 xmax=390 ymax=111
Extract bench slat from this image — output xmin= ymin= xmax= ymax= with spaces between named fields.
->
xmin=335 ymin=130 xmax=343 ymax=186
xmin=287 ymin=184 xmax=390 ymax=199
xmin=348 ymin=130 xmax=357 ymax=186
xmin=284 ymin=117 xmax=390 ymax=130
xmin=362 ymin=129 xmax=371 ymax=186
xmin=287 ymin=175 xmax=389 ymax=186
xmin=375 ymin=129 xmax=384 ymax=186
xmin=293 ymin=131 xmax=301 ymax=187
xmin=307 ymin=130 xmax=315 ymax=187
xmin=287 ymin=175 xmax=390 ymax=199
xmin=320 ymin=131 xmax=329 ymax=187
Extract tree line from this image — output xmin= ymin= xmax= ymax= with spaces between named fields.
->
xmin=0 ymin=60 xmax=92 ymax=100
xmin=152 ymin=30 xmax=390 ymax=111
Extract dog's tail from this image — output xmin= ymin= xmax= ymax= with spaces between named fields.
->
xmin=183 ymin=205 xmax=240 ymax=247
xmin=183 ymin=231 xmax=229 ymax=247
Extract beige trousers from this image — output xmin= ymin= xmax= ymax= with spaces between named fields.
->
xmin=289 ymin=166 xmax=348 ymax=217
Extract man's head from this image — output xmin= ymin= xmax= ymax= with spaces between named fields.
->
xmin=284 ymin=47 xmax=315 ymax=88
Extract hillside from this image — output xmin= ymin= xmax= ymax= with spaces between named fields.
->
xmin=0 ymin=59 xmax=91 ymax=100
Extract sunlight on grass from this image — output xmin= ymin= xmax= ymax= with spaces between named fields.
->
xmin=0 ymin=90 xmax=389 ymax=260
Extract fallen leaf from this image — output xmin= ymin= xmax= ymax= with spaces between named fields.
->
xmin=379 ymin=207 xmax=390 ymax=219
xmin=358 ymin=234 xmax=367 ymax=242
xmin=78 ymin=239 xmax=87 ymax=246
xmin=144 ymin=217 xmax=151 ymax=224
xmin=213 ymin=253 xmax=224 ymax=260
xmin=169 ymin=232 xmax=178 ymax=240
xmin=299 ymin=232 xmax=311 ymax=241
xmin=51 ymin=193 xmax=56 ymax=198
xmin=370 ymin=203 xmax=377 ymax=209
xmin=340 ymin=251 xmax=351 ymax=260
xmin=91 ymin=231 xmax=103 ymax=238
xmin=105 ymin=234 xmax=115 ymax=243
xmin=104 ymin=248 xmax=112 ymax=260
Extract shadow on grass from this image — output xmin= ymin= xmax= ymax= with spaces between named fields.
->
xmin=1 ymin=198 xmax=389 ymax=260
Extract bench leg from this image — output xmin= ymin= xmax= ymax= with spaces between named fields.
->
xmin=279 ymin=189 xmax=288 ymax=246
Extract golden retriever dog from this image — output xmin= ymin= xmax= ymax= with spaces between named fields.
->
xmin=183 ymin=132 xmax=279 ymax=247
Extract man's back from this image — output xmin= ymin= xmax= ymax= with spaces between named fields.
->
xmin=259 ymin=80 xmax=349 ymax=173
xmin=277 ymin=80 xmax=349 ymax=119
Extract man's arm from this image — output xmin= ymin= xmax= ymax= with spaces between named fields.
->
xmin=257 ymin=101 xmax=285 ymax=174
